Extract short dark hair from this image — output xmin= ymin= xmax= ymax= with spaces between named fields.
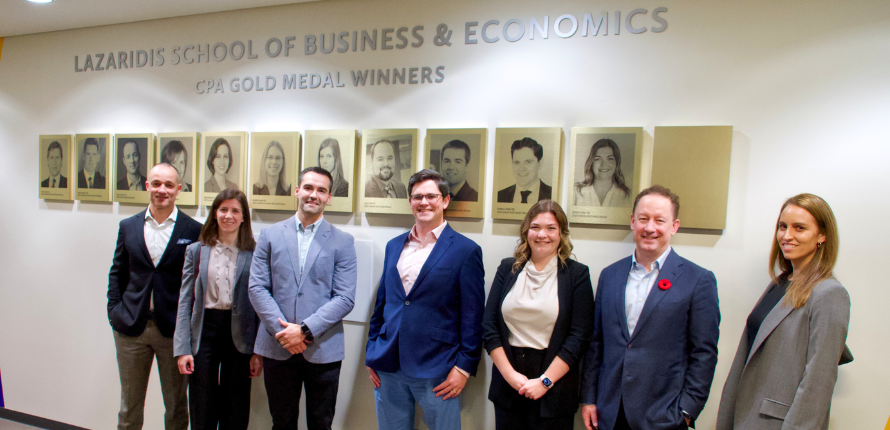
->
xmin=207 ymin=138 xmax=232 ymax=174
xmin=121 ymin=140 xmax=140 ymax=157
xmin=47 ymin=141 xmax=63 ymax=158
xmin=440 ymin=140 xmax=471 ymax=165
xmin=200 ymin=188 xmax=256 ymax=251
xmin=510 ymin=137 xmax=543 ymax=161
xmin=299 ymin=166 xmax=333 ymax=189
xmin=83 ymin=138 xmax=100 ymax=154
xmin=161 ymin=140 xmax=188 ymax=166
xmin=408 ymin=169 xmax=450 ymax=196
xmin=632 ymin=185 xmax=680 ymax=220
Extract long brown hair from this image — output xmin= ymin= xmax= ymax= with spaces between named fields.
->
xmin=768 ymin=193 xmax=839 ymax=308
xmin=575 ymin=138 xmax=630 ymax=198
xmin=512 ymin=199 xmax=573 ymax=273
xmin=199 ymin=188 xmax=256 ymax=251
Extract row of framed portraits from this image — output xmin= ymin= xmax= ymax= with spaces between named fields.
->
xmin=37 ymin=126 xmax=731 ymax=225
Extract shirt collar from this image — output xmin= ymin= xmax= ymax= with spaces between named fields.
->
xmin=146 ymin=206 xmax=179 ymax=225
xmin=409 ymin=220 xmax=448 ymax=244
xmin=297 ymin=215 xmax=324 ymax=233
xmin=371 ymin=174 xmax=393 ymax=191
xmin=631 ymin=246 xmax=672 ymax=272
xmin=215 ymin=241 xmax=238 ymax=254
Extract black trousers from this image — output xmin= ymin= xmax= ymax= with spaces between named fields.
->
xmin=263 ymin=353 xmax=341 ymax=430
xmin=493 ymin=347 xmax=574 ymax=430
xmin=189 ymin=309 xmax=253 ymax=430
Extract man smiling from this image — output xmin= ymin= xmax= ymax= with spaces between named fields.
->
xmin=366 ymin=169 xmax=485 ymax=430
xmin=365 ymin=139 xmax=408 ymax=198
xmin=439 ymin=139 xmax=478 ymax=202
xmin=118 ymin=140 xmax=147 ymax=191
xmin=78 ymin=138 xmax=106 ymax=189
xmin=497 ymin=137 xmax=551 ymax=204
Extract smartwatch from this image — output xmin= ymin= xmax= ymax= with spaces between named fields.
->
xmin=301 ymin=323 xmax=314 ymax=341
xmin=540 ymin=374 xmax=553 ymax=389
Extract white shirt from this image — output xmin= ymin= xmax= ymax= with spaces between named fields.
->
xmin=297 ymin=216 xmax=324 ymax=274
xmin=512 ymin=181 xmax=539 ymax=204
xmin=503 ymin=256 xmax=560 ymax=349
xmin=625 ymin=246 xmax=672 ymax=335
xmin=205 ymin=242 xmax=237 ymax=310
xmin=144 ymin=206 xmax=179 ymax=311
xmin=48 ymin=174 xmax=62 ymax=187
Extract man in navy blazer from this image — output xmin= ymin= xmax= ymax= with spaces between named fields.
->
xmin=107 ymin=163 xmax=202 ymax=430
xmin=249 ymin=167 xmax=357 ymax=430
xmin=581 ymin=185 xmax=720 ymax=430
xmin=365 ymin=169 xmax=485 ymax=430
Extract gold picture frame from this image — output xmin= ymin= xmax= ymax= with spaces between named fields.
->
xmin=249 ymin=131 xmax=300 ymax=211
xmin=201 ymin=131 xmax=248 ymax=206
xmin=74 ymin=133 xmax=112 ymax=202
xmin=491 ymin=127 xmax=562 ymax=221
xmin=157 ymin=132 xmax=200 ymax=206
xmin=113 ymin=133 xmax=154 ymax=205
xmin=304 ymin=130 xmax=357 ymax=213
xmin=38 ymin=134 xmax=74 ymax=201
xmin=358 ymin=128 xmax=418 ymax=215
xmin=423 ymin=128 xmax=487 ymax=219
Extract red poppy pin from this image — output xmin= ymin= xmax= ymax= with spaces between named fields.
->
xmin=658 ymin=279 xmax=671 ymax=290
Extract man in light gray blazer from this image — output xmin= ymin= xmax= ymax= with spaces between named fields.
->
xmin=249 ymin=167 xmax=357 ymax=430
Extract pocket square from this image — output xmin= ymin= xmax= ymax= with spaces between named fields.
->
xmin=177 ymin=238 xmax=192 ymax=245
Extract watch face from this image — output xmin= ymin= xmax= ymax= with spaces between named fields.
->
xmin=542 ymin=377 xmax=552 ymax=387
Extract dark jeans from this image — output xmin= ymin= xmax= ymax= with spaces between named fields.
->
xmin=189 ymin=309 xmax=252 ymax=430
xmin=263 ymin=354 xmax=341 ymax=430
xmin=493 ymin=347 xmax=574 ymax=430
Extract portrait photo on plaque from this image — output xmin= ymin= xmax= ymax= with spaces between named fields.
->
xmin=304 ymin=129 xmax=356 ymax=213
xmin=358 ymin=128 xmax=417 ymax=214
xmin=567 ymin=127 xmax=643 ymax=225
xmin=157 ymin=132 xmax=198 ymax=206
xmin=114 ymin=134 xmax=153 ymax=205
xmin=201 ymin=132 xmax=246 ymax=206
xmin=424 ymin=128 xmax=487 ymax=218
xmin=491 ymin=127 xmax=562 ymax=220
xmin=38 ymin=134 xmax=73 ymax=201
xmin=249 ymin=131 xmax=299 ymax=211
xmin=75 ymin=133 xmax=112 ymax=202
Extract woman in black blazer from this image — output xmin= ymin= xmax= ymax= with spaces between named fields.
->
xmin=482 ymin=199 xmax=594 ymax=429
xmin=173 ymin=189 xmax=262 ymax=430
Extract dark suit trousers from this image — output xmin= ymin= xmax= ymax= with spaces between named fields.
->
xmin=614 ymin=400 xmax=687 ymax=430
xmin=263 ymin=354 xmax=341 ymax=430
xmin=189 ymin=309 xmax=252 ymax=430
xmin=493 ymin=347 xmax=574 ymax=430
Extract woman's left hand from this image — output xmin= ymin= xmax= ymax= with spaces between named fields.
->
xmin=249 ymin=354 xmax=263 ymax=378
xmin=518 ymin=378 xmax=548 ymax=400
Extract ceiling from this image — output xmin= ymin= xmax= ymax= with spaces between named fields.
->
xmin=1 ymin=0 xmax=323 ymax=38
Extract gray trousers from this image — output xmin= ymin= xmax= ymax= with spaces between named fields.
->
xmin=113 ymin=320 xmax=188 ymax=430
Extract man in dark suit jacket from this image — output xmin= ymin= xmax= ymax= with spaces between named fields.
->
xmin=107 ymin=163 xmax=202 ymax=430
xmin=40 ymin=140 xmax=67 ymax=188
xmin=581 ymin=185 xmax=720 ymax=430
xmin=117 ymin=140 xmax=147 ymax=191
xmin=366 ymin=170 xmax=485 ymax=430
xmin=77 ymin=138 xmax=106 ymax=189
xmin=496 ymin=137 xmax=551 ymax=203
xmin=440 ymin=139 xmax=479 ymax=202
xmin=364 ymin=139 xmax=408 ymax=198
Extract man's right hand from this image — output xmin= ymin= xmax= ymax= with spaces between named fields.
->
xmin=275 ymin=318 xmax=309 ymax=354
xmin=177 ymin=355 xmax=194 ymax=375
xmin=582 ymin=404 xmax=598 ymax=430
xmin=366 ymin=366 xmax=381 ymax=388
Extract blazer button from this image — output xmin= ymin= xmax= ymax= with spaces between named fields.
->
xmin=298 ymin=293 xmax=303 ymax=297
xmin=405 ymin=300 xmax=410 ymax=305
xmin=627 ymin=344 xmax=632 ymax=350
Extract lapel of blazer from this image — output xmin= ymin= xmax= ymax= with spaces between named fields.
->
xmin=234 ymin=249 xmax=250 ymax=287
xmin=612 ymin=257 xmax=633 ymax=342
xmin=407 ymin=225 xmax=455 ymax=298
xmin=299 ymin=220 xmax=330 ymax=286
xmin=282 ymin=216 xmax=303 ymax=288
xmin=629 ymin=250 xmax=682 ymax=342
xmin=746 ymin=292 xmax=794 ymax=365
xmin=133 ymin=210 xmax=155 ymax=267
xmin=157 ymin=210 xmax=188 ymax=268
xmin=196 ymin=244 xmax=211 ymax=302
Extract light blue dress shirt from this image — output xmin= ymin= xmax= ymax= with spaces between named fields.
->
xmin=296 ymin=216 xmax=323 ymax=274
xmin=625 ymin=246 xmax=672 ymax=335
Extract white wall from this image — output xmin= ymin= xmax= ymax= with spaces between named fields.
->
xmin=1 ymin=0 xmax=888 ymax=428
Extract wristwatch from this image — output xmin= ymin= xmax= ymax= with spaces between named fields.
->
xmin=540 ymin=374 xmax=553 ymax=389
xmin=301 ymin=323 xmax=314 ymax=341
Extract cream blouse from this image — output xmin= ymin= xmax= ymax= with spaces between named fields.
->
xmin=502 ymin=256 xmax=560 ymax=350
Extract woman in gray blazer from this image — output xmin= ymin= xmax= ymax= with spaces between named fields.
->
xmin=716 ymin=193 xmax=851 ymax=430
xmin=174 ymin=189 xmax=261 ymax=430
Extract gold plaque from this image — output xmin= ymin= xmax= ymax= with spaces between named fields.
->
xmin=424 ymin=128 xmax=487 ymax=219
xmin=38 ymin=134 xmax=74 ymax=201
xmin=358 ymin=128 xmax=418 ymax=215
xmin=304 ymin=130 xmax=357 ymax=213
xmin=249 ymin=132 xmax=300 ymax=211
xmin=113 ymin=133 xmax=154 ymax=205
xmin=652 ymin=126 xmax=733 ymax=230
xmin=200 ymin=131 xmax=248 ymax=206
xmin=567 ymin=127 xmax=643 ymax=225
xmin=491 ymin=127 xmax=562 ymax=221
xmin=157 ymin=132 xmax=199 ymax=206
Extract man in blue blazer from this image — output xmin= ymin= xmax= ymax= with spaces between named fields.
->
xmin=581 ymin=185 xmax=720 ymax=430
xmin=107 ymin=163 xmax=202 ymax=430
xmin=248 ymin=167 xmax=357 ymax=430
xmin=365 ymin=169 xmax=485 ymax=430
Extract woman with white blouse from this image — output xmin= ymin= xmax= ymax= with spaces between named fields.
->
xmin=482 ymin=199 xmax=595 ymax=429
xmin=173 ymin=189 xmax=262 ymax=430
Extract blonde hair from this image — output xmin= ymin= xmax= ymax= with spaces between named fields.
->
xmin=768 ymin=193 xmax=839 ymax=309
xmin=512 ymin=200 xmax=573 ymax=273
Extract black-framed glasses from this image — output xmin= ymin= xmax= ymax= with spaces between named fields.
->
xmin=409 ymin=193 xmax=443 ymax=202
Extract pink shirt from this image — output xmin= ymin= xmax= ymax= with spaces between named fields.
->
xmin=397 ymin=221 xmax=448 ymax=295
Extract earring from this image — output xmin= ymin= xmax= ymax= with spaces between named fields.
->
xmin=817 ymin=242 xmax=823 ymax=248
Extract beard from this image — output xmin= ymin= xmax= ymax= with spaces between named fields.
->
xmin=376 ymin=167 xmax=393 ymax=181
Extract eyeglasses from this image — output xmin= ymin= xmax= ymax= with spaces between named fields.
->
xmin=409 ymin=193 xmax=443 ymax=203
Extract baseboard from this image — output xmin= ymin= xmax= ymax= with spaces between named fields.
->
xmin=0 ymin=408 xmax=90 ymax=430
